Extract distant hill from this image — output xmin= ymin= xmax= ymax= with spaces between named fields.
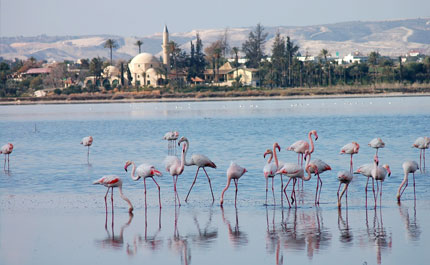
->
xmin=1 ymin=18 xmax=429 ymax=62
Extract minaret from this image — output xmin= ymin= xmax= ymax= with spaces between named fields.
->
xmin=162 ymin=25 xmax=170 ymax=68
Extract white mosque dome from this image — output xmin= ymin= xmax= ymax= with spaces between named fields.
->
xmin=103 ymin=65 xmax=120 ymax=77
xmin=130 ymin=53 xmax=160 ymax=65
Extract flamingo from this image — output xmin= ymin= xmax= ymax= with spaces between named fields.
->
xmin=413 ymin=137 xmax=430 ymax=171
xmin=371 ymin=155 xmax=391 ymax=207
xmin=276 ymin=162 xmax=313 ymax=208
xmin=164 ymin=140 xmax=187 ymax=206
xmin=81 ymin=136 xmax=93 ymax=164
xmin=1 ymin=143 xmax=13 ymax=170
xmin=368 ymin=138 xmax=385 ymax=156
xmin=337 ymin=171 xmax=353 ymax=208
xmin=177 ymin=136 xmax=216 ymax=203
xmin=124 ymin=161 xmax=162 ymax=208
xmin=396 ymin=161 xmax=419 ymax=203
xmin=263 ymin=143 xmax=281 ymax=205
xmin=220 ymin=162 xmax=247 ymax=207
xmin=306 ymin=156 xmax=332 ymax=205
xmin=354 ymin=163 xmax=374 ymax=207
xmin=93 ymin=175 xmax=134 ymax=213
xmin=340 ymin=142 xmax=360 ymax=173
xmin=164 ymin=131 xmax=179 ymax=155
xmin=287 ymin=130 xmax=318 ymax=166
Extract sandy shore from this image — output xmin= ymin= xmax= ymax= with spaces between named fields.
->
xmin=1 ymin=92 xmax=430 ymax=105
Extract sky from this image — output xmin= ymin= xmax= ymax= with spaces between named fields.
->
xmin=1 ymin=0 xmax=430 ymax=37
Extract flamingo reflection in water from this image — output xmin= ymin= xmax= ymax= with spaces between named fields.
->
xmin=188 ymin=207 xmax=218 ymax=248
xmin=337 ymin=208 xmax=353 ymax=246
xmin=95 ymin=212 xmax=134 ymax=252
xmin=168 ymin=205 xmax=191 ymax=265
xmin=220 ymin=206 xmax=249 ymax=248
xmin=363 ymin=207 xmax=392 ymax=265
xmin=266 ymin=206 xmax=283 ymax=265
xmin=398 ymin=203 xmax=421 ymax=243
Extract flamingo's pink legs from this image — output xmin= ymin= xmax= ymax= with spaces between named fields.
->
xmin=185 ymin=167 xmax=200 ymax=202
xmin=315 ymin=173 xmax=323 ymax=205
xmin=203 ymin=168 xmax=215 ymax=202
xmin=282 ymin=178 xmax=292 ymax=208
xmin=365 ymin=176 xmax=370 ymax=208
xmin=173 ymin=175 xmax=181 ymax=206
xmin=291 ymin=179 xmax=297 ymax=207
xmin=144 ymin=178 xmax=147 ymax=208
xmin=185 ymin=167 xmax=215 ymax=202
xmin=234 ymin=179 xmax=238 ymax=207
xmin=272 ymin=177 xmax=276 ymax=205
xmin=280 ymin=175 xmax=284 ymax=205
xmin=151 ymin=177 xmax=162 ymax=208
xmin=350 ymin=154 xmax=353 ymax=173
xmin=265 ymin=177 xmax=268 ymax=205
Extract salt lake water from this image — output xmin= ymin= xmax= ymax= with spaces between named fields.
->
xmin=0 ymin=96 xmax=429 ymax=265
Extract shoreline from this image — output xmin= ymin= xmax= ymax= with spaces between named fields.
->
xmin=1 ymin=91 xmax=430 ymax=105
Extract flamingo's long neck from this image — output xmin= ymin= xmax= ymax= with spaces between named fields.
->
xmin=267 ymin=152 xmax=273 ymax=164
xmin=220 ymin=177 xmax=232 ymax=205
xmin=130 ymin=161 xmax=139 ymax=181
xmin=303 ymin=165 xmax=312 ymax=181
xmin=180 ymin=143 xmax=186 ymax=172
xmin=396 ymin=171 xmax=409 ymax=199
xmin=118 ymin=184 xmax=134 ymax=212
xmin=273 ymin=145 xmax=279 ymax=168
xmin=182 ymin=139 xmax=192 ymax=166
xmin=309 ymin=132 xmax=315 ymax=154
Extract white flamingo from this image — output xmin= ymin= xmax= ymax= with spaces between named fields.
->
xmin=164 ymin=131 xmax=179 ymax=155
xmin=164 ymin=141 xmax=187 ymax=206
xmin=368 ymin=138 xmax=385 ymax=156
xmin=220 ymin=162 xmax=247 ymax=207
xmin=371 ymin=155 xmax=391 ymax=207
xmin=177 ymin=136 xmax=216 ymax=203
xmin=306 ymin=156 xmax=332 ymax=205
xmin=337 ymin=171 xmax=353 ymax=208
xmin=276 ymin=163 xmax=313 ymax=208
xmin=1 ymin=143 xmax=13 ymax=170
xmin=263 ymin=143 xmax=281 ymax=205
xmin=287 ymin=130 xmax=318 ymax=166
xmin=354 ymin=163 xmax=374 ymax=207
xmin=413 ymin=137 xmax=430 ymax=171
xmin=93 ymin=175 xmax=134 ymax=213
xmin=81 ymin=136 xmax=93 ymax=163
xmin=124 ymin=161 xmax=162 ymax=208
xmin=340 ymin=142 xmax=360 ymax=173
xmin=396 ymin=161 xmax=419 ymax=203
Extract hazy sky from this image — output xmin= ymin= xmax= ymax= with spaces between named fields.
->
xmin=1 ymin=0 xmax=429 ymax=37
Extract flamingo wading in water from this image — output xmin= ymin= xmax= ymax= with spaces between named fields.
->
xmin=93 ymin=175 xmax=134 ymax=213
xmin=413 ymin=137 xmax=430 ymax=171
xmin=177 ymin=136 xmax=216 ymax=203
xmin=340 ymin=142 xmax=360 ymax=173
xmin=368 ymin=138 xmax=385 ymax=156
xmin=276 ymin=162 xmax=313 ymax=208
xmin=354 ymin=163 xmax=374 ymax=208
xmin=1 ymin=143 xmax=13 ymax=170
xmin=81 ymin=136 xmax=93 ymax=164
xmin=396 ymin=161 xmax=419 ymax=203
xmin=371 ymin=155 xmax=391 ymax=207
xmin=124 ymin=161 xmax=162 ymax=208
xmin=164 ymin=140 xmax=187 ymax=206
xmin=336 ymin=170 xmax=353 ymax=208
xmin=306 ymin=155 xmax=332 ymax=205
xmin=220 ymin=162 xmax=247 ymax=207
xmin=287 ymin=130 xmax=318 ymax=166
xmin=263 ymin=143 xmax=281 ymax=205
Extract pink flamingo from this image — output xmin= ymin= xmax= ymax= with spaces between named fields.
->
xmin=1 ymin=143 xmax=13 ymax=170
xmin=220 ymin=162 xmax=247 ymax=207
xmin=287 ymin=130 xmax=318 ymax=166
xmin=340 ymin=142 xmax=360 ymax=173
xmin=368 ymin=138 xmax=385 ymax=156
xmin=413 ymin=137 xmax=430 ymax=171
xmin=93 ymin=175 xmax=134 ymax=213
xmin=124 ymin=161 xmax=162 ymax=208
xmin=396 ymin=161 xmax=419 ymax=203
xmin=276 ymin=162 xmax=313 ymax=208
xmin=337 ymin=170 xmax=353 ymax=208
xmin=164 ymin=141 xmax=187 ymax=206
xmin=263 ymin=143 xmax=281 ymax=205
xmin=371 ymin=155 xmax=391 ymax=207
xmin=306 ymin=156 xmax=332 ymax=205
xmin=354 ymin=163 xmax=374 ymax=207
xmin=177 ymin=137 xmax=216 ymax=203
xmin=81 ymin=136 xmax=93 ymax=163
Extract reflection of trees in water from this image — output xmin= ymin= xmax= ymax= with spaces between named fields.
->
xmin=338 ymin=207 xmax=353 ymax=245
xmin=221 ymin=206 xmax=249 ymax=248
xmin=95 ymin=212 xmax=134 ymax=251
xmin=168 ymin=205 xmax=191 ymax=265
xmin=280 ymin=208 xmax=332 ymax=260
xmin=398 ymin=203 xmax=421 ymax=242
xmin=187 ymin=207 xmax=218 ymax=248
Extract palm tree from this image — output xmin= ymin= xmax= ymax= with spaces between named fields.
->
xmin=231 ymin=47 xmax=240 ymax=67
xmin=319 ymin=49 xmax=331 ymax=86
xmin=104 ymin=39 xmax=119 ymax=65
xmin=368 ymin=51 xmax=380 ymax=85
xmin=135 ymin=40 xmax=143 ymax=54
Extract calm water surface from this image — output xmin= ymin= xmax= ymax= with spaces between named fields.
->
xmin=1 ymin=96 xmax=429 ymax=265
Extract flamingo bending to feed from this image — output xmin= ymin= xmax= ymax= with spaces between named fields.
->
xmin=93 ymin=175 xmax=134 ymax=213
xmin=276 ymin=163 xmax=313 ymax=208
xmin=177 ymin=136 xmax=216 ymax=203
xmin=81 ymin=136 xmax=93 ymax=163
xmin=337 ymin=171 xmax=353 ymax=208
xmin=340 ymin=142 xmax=360 ymax=173
xmin=263 ymin=143 xmax=281 ymax=205
xmin=124 ymin=161 xmax=162 ymax=208
xmin=368 ymin=138 xmax=385 ymax=156
xmin=164 ymin=140 xmax=187 ymax=206
xmin=306 ymin=155 xmax=332 ymax=205
xmin=164 ymin=131 xmax=179 ymax=155
xmin=220 ymin=162 xmax=247 ymax=207
xmin=287 ymin=130 xmax=318 ymax=166
xmin=413 ymin=137 xmax=430 ymax=171
xmin=396 ymin=161 xmax=419 ymax=203
xmin=1 ymin=143 xmax=13 ymax=170
xmin=371 ymin=155 xmax=391 ymax=207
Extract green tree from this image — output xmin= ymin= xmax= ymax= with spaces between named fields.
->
xmin=271 ymin=32 xmax=285 ymax=87
xmin=104 ymin=39 xmax=119 ymax=65
xmin=135 ymin=40 xmax=143 ymax=54
xmin=89 ymin=57 xmax=103 ymax=86
xmin=368 ymin=51 xmax=380 ymax=85
xmin=242 ymin=23 xmax=268 ymax=69
xmin=285 ymin=37 xmax=299 ymax=86
xmin=231 ymin=47 xmax=240 ymax=67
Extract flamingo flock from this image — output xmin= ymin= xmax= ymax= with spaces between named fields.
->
xmin=1 ymin=131 xmax=428 ymax=213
